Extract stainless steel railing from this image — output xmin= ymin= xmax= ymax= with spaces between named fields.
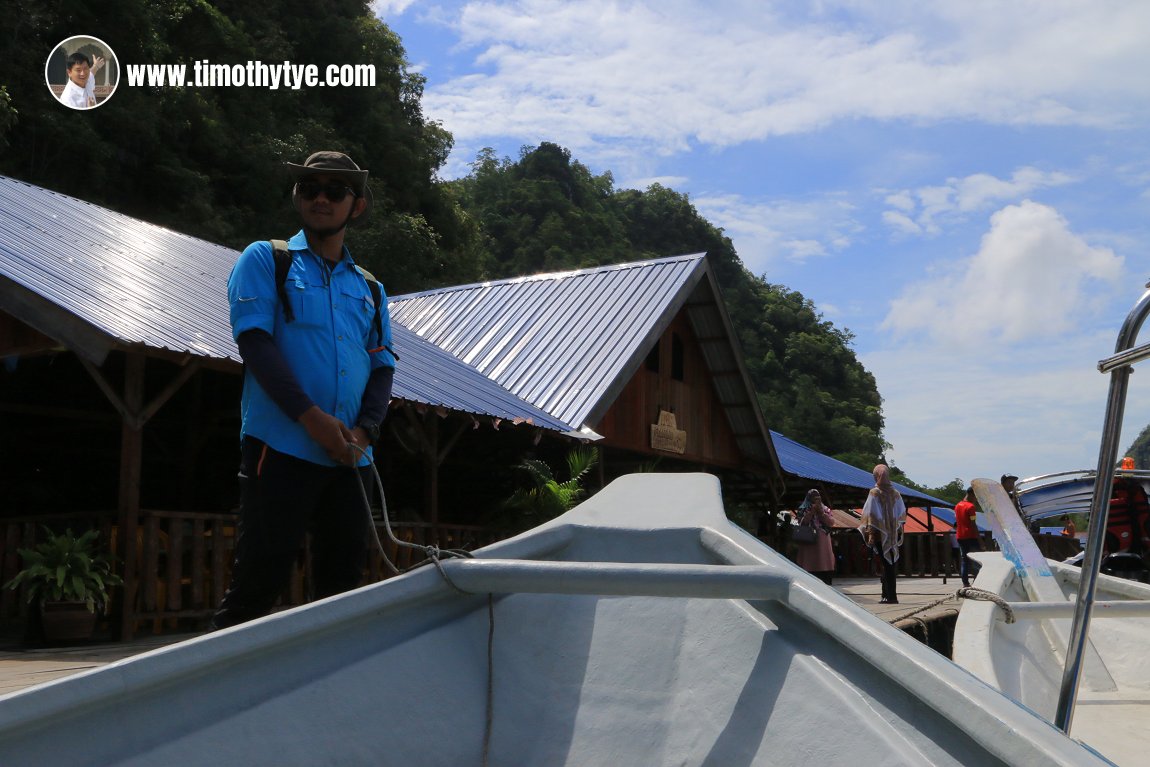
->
xmin=1056 ymin=280 xmax=1150 ymax=731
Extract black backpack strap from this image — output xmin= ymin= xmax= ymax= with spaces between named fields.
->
xmin=270 ymin=239 xmax=294 ymax=323
xmin=355 ymin=265 xmax=399 ymax=361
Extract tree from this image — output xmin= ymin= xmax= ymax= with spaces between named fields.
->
xmin=0 ymin=0 xmax=480 ymax=287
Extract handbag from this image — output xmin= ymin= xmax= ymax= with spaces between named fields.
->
xmin=792 ymin=520 xmax=818 ymax=544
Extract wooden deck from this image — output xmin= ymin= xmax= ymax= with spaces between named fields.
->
xmin=0 ymin=576 xmax=966 ymax=698
xmin=0 ymin=631 xmax=203 ymax=697
xmin=836 ymin=575 xmax=964 ymax=623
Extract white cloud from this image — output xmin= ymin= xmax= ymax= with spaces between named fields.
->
xmin=882 ymin=167 xmax=1075 ymax=236
xmin=885 ymin=191 xmax=916 ymax=212
xmin=625 ymin=175 xmax=689 ymax=191
xmin=863 ymin=333 xmax=1130 ymax=487
xmin=414 ymin=1 xmax=1150 ymax=168
xmin=882 ymin=200 xmax=1123 ymax=345
xmin=882 ymin=209 xmax=922 ymax=236
xmin=691 ymin=192 xmax=859 ymax=274
xmin=372 ymin=0 xmax=417 ymax=17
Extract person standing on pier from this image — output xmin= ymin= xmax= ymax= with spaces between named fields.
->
xmin=861 ymin=464 xmax=906 ymax=604
xmin=795 ymin=489 xmax=836 ymax=585
xmin=954 ymin=487 xmax=981 ymax=587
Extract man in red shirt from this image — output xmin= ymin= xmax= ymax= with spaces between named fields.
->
xmin=955 ymin=487 xmax=981 ymax=587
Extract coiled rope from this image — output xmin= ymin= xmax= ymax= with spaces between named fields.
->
xmin=348 ymin=444 xmax=495 ymax=765
xmin=885 ymin=586 xmax=1015 ymax=625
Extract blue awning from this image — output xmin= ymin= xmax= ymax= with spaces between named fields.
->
xmin=771 ymin=430 xmax=952 ymax=508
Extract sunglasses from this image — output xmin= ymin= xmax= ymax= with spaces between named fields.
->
xmin=296 ymin=180 xmax=357 ymax=203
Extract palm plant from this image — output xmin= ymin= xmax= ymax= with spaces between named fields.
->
xmin=500 ymin=447 xmax=600 ymax=530
xmin=5 ymin=527 xmax=122 ymax=613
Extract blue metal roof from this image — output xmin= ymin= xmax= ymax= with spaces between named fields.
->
xmin=771 ymin=430 xmax=952 ymax=507
xmin=390 ymin=256 xmax=780 ymax=469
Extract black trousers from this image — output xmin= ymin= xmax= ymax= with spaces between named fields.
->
xmin=874 ymin=549 xmax=901 ymax=602
xmin=958 ymin=538 xmax=982 ymax=586
xmin=212 ymin=437 xmax=373 ymax=629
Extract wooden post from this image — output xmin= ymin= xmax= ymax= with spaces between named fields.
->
xmin=425 ymin=416 xmax=439 ymax=532
xmin=118 ymin=354 xmax=144 ymax=640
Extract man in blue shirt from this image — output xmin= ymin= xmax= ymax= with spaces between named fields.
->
xmin=212 ymin=151 xmax=396 ymax=629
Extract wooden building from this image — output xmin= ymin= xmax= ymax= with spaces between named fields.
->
xmin=0 ymin=176 xmax=785 ymax=640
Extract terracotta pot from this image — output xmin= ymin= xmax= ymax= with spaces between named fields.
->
xmin=40 ymin=601 xmax=97 ymax=643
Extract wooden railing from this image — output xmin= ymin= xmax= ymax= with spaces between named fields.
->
xmin=824 ymin=530 xmax=1000 ymax=580
xmin=3 ymin=513 xmax=1085 ymax=638
xmin=1 ymin=511 xmax=506 ymax=637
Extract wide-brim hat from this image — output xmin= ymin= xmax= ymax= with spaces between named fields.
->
xmin=286 ymin=151 xmax=373 ymax=226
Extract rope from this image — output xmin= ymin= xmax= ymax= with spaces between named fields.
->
xmin=348 ymin=443 xmax=475 ymax=578
xmin=347 ymin=443 xmax=496 ymax=764
xmin=884 ymin=586 xmax=1014 ymax=625
xmin=956 ymin=586 xmax=1016 ymax=624
xmin=483 ymin=593 xmax=495 ymax=767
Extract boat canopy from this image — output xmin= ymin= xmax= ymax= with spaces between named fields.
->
xmin=1015 ymin=470 xmax=1150 ymax=522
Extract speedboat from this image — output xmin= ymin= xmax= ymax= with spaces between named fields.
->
xmin=953 ymin=282 xmax=1150 ymax=766
xmin=954 ymin=479 xmax=1150 ymax=767
xmin=0 ymin=473 xmax=1103 ymax=766
xmin=1013 ymin=469 xmax=1150 ymax=581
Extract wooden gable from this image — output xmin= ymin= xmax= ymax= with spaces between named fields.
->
xmin=594 ymin=311 xmax=744 ymax=468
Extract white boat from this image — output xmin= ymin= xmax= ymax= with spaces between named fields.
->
xmin=0 ymin=473 xmax=1104 ymax=766
xmin=954 ymin=478 xmax=1150 ymax=767
xmin=953 ymin=283 xmax=1150 ymax=767
xmin=954 ymin=549 xmax=1150 ymax=767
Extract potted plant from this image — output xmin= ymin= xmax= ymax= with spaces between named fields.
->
xmin=4 ymin=526 xmax=122 ymax=643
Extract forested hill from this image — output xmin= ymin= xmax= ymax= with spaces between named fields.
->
xmin=1124 ymin=424 xmax=1150 ymax=469
xmin=1 ymin=2 xmax=884 ymax=472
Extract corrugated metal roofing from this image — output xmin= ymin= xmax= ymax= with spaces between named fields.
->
xmin=771 ymin=430 xmax=952 ymax=507
xmin=389 ymin=256 xmax=779 ymax=468
xmin=929 ymin=506 xmax=992 ymax=532
xmin=390 ymin=323 xmax=580 ymax=433
xmin=829 ymin=507 xmax=862 ymax=529
xmin=391 ymin=255 xmax=707 ymax=427
xmin=833 ymin=507 xmax=955 ymax=532
xmin=0 ymin=175 xmax=240 ymax=363
xmin=905 ymin=507 xmax=955 ymax=533
xmin=0 ymin=175 xmax=581 ymax=433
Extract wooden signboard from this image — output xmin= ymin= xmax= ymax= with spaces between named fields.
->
xmin=651 ymin=410 xmax=687 ymax=454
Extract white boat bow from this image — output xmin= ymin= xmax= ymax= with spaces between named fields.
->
xmin=0 ymin=474 xmax=1109 ymax=766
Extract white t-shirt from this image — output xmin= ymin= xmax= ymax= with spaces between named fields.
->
xmin=60 ymin=78 xmax=95 ymax=108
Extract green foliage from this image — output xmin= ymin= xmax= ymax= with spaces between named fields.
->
xmin=0 ymin=0 xmax=478 ymax=284
xmin=1123 ymin=424 xmax=1150 ymax=470
xmin=888 ymin=470 xmax=966 ymax=506
xmin=0 ymin=85 xmax=16 ymax=150
xmin=498 ymin=447 xmax=600 ymax=531
xmin=3 ymin=5 xmax=892 ymax=482
xmin=453 ymin=143 xmax=632 ymax=276
xmin=5 ymin=527 xmax=122 ymax=612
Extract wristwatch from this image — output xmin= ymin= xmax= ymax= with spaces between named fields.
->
xmin=357 ymin=419 xmax=381 ymax=443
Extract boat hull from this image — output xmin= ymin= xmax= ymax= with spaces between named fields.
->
xmin=955 ymin=552 xmax=1150 ymax=766
xmin=0 ymin=475 xmax=1108 ymax=766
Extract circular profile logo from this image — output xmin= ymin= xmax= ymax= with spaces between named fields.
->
xmin=46 ymin=36 xmax=120 ymax=110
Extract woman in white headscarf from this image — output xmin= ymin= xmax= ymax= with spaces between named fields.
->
xmin=860 ymin=464 xmax=906 ymax=604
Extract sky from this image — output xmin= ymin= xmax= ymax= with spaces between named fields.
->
xmin=371 ymin=0 xmax=1150 ymax=488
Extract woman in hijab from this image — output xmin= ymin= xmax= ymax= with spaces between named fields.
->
xmin=795 ymin=489 xmax=836 ymax=584
xmin=860 ymin=464 xmax=907 ymax=604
